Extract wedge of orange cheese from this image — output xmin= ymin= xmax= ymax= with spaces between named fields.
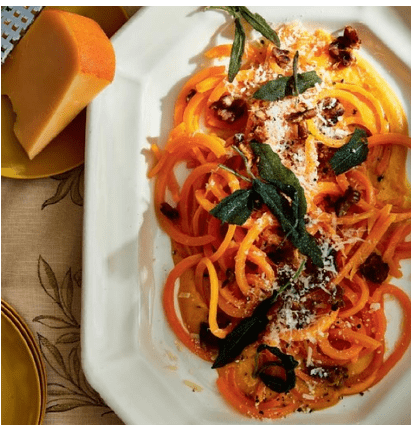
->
xmin=1 ymin=9 xmax=116 ymax=159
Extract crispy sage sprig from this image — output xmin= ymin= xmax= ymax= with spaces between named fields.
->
xmin=292 ymin=50 xmax=300 ymax=96
xmin=253 ymin=70 xmax=322 ymax=101
xmin=330 ymin=128 xmax=369 ymax=175
xmin=253 ymin=344 xmax=299 ymax=393
xmin=229 ymin=17 xmax=246 ymax=83
xmin=212 ymin=260 xmax=305 ymax=369
xmin=210 ymin=142 xmax=324 ymax=267
xmin=236 ymin=7 xmax=280 ymax=47
xmin=206 ymin=6 xmax=280 ymax=82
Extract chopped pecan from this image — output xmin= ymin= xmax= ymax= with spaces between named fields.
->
xmin=272 ymin=46 xmax=291 ymax=68
xmin=186 ymin=88 xmax=197 ymax=102
xmin=199 ymin=322 xmax=221 ymax=351
xmin=160 ymin=202 xmax=179 ymax=220
xmin=308 ymin=365 xmax=348 ymax=387
xmin=284 ymin=106 xmax=316 ymax=142
xmin=319 ymin=97 xmax=345 ymax=126
xmin=286 ymin=107 xmax=317 ymax=123
xmin=329 ymin=285 xmax=345 ymax=311
xmin=297 ymin=122 xmax=309 ymax=140
xmin=267 ymin=241 xmax=295 ymax=266
xmin=234 ymin=133 xmax=245 ymax=145
xmin=225 ymin=132 xmax=245 ymax=148
xmin=343 ymin=25 xmax=361 ymax=50
xmin=250 ymin=126 xmax=268 ymax=143
xmin=359 ymin=253 xmax=390 ymax=284
xmin=334 ymin=186 xmax=361 ymax=217
xmin=210 ymin=94 xmax=246 ymax=123
xmin=329 ymin=25 xmax=361 ymax=67
xmin=285 ymin=106 xmax=316 ymax=142
xmin=316 ymin=143 xmax=338 ymax=181
xmin=222 ymin=268 xmax=235 ymax=287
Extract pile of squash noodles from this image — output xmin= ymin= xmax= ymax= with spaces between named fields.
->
xmin=149 ymin=22 xmax=411 ymax=419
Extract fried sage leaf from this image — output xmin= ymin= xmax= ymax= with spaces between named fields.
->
xmin=228 ymin=17 xmax=246 ymax=83
xmin=330 ymin=128 xmax=369 ymax=175
xmin=254 ymin=344 xmax=299 ymax=393
xmin=237 ymin=6 xmax=280 ymax=47
xmin=210 ymin=143 xmax=323 ymax=266
xmin=253 ymin=70 xmax=322 ymax=101
xmin=206 ymin=7 xmax=280 ymax=82
xmin=212 ymin=261 xmax=305 ymax=369
xmin=292 ymin=50 xmax=300 ymax=96
xmin=209 ymin=188 xmax=254 ymax=225
xmin=250 ymin=142 xmax=323 ymax=266
xmin=250 ymin=141 xmax=307 ymax=218
xmin=211 ymin=301 xmax=271 ymax=369
xmin=252 ymin=179 xmax=323 ymax=267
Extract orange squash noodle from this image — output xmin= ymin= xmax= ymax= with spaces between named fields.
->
xmin=150 ymin=21 xmax=411 ymax=420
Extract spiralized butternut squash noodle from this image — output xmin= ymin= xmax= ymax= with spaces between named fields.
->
xmin=149 ymin=18 xmax=411 ymax=420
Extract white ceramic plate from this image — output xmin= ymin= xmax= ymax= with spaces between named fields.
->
xmin=83 ymin=6 xmax=411 ymax=425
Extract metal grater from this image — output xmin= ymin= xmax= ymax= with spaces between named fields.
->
xmin=1 ymin=6 xmax=43 ymax=64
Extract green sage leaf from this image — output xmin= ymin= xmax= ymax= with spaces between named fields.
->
xmin=294 ymin=219 xmax=324 ymax=268
xmin=250 ymin=141 xmax=307 ymax=217
xmin=212 ymin=261 xmax=305 ymax=369
xmin=253 ymin=70 xmax=322 ymax=101
xmin=209 ymin=188 xmax=254 ymax=225
xmin=237 ymin=6 xmax=280 ymax=47
xmin=253 ymin=179 xmax=323 ymax=267
xmin=212 ymin=305 xmax=270 ymax=369
xmin=330 ymin=128 xmax=369 ymax=175
xmin=228 ymin=17 xmax=246 ymax=82
xmin=254 ymin=344 xmax=298 ymax=393
xmin=292 ymin=50 xmax=299 ymax=96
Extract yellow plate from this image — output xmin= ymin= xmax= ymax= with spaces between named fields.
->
xmin=1 ymin=301 xmax=46 ymax=424
xmin=1 ymin=6 xmax=128 ymax=179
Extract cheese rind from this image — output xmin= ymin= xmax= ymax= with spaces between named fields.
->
xmin=1 ymin=9 xmax=115 ymax=159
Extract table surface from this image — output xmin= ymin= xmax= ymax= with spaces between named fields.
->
xmin=1 ymin=6 xmax=410 ymax=425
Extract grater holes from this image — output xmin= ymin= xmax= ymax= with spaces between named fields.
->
xmin=2 ymin=5 xmax=44 ymax=64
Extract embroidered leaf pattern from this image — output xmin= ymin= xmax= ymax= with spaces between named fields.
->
xmin=68 ymin=346 xmax=82 ymax=388
xmin=73 ymin=269 xmax=82 ymax=288
xmin=34 ymin=257 xmax=114 ymax=416
xmin=42 ymin=165 xmax=84 ymax=209
xmin=37 ymin=333 xmax=113 ymax=415
xmin=59 ymin=269 xmax=74 ymax=320
xmin=36 ymin=256 xmax=79 ymax=328
xmin=38 ymin=256 xmax=60 ymax=304
xmin=56 ymin=332 xmax=81 ymax=344
xmin=47 ymin=383 xmax=80 ymax=397
xmin=38 ymin=333 xmax=70 ymax=380
xmin=47 ymin=399 xmax=93 ymax=413
xmin=32 ymin=315 xmax=74 ymax=329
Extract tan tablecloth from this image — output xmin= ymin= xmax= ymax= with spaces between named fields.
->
xmin=1 ymin=169 xmax=123 ymax=424
xmin=1 ymin=6 xmax=141 ymax=425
